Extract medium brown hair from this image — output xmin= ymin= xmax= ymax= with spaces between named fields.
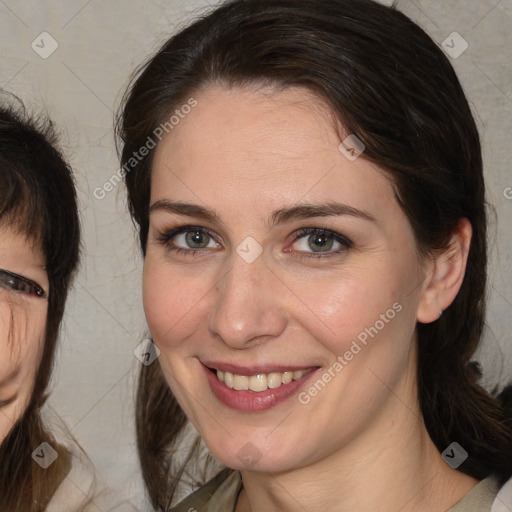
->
xmin=117 ymin=0 xmax=512 ymax=508
xmin=0 ymin=96 xmax=81 ymax=510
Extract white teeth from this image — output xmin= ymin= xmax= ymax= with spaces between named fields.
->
xmin=224 ymin=372 xmax=234 ymax=388
xmin=282 ymin=371 xmax=293 ymax=384
xmin=267 ymin=372 xmax=282 ymax=389
xmin=215 ymin=368 xmax=311 ymax=392
xmin=233 ymin=375 xmax=249 ymax=391
xmin=249 ymin=374 xmax=268 ymax=392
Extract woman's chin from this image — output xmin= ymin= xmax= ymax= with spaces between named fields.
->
xmin=204 ymin=435 xmax=301 ymax=474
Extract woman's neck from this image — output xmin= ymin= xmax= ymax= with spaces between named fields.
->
xmin=235 ymin=392 xmax=478 ymax=512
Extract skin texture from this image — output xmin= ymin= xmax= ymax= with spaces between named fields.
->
xmin=144 ymin=85 xmax=476 ymax=511
xmin=0 ymin=224 xmax=48 ymax=442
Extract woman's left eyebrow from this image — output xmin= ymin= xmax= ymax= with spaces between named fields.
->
xmin=268 ymin=202 xmax=376 ymax=227
xmin=149 ymin=200 xmax=376 ymax=228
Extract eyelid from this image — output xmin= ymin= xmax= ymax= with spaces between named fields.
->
xmin=290 ymin=227 xmax=353 ymax=248
xmin=157 ymin=225 xmax=222 ymax=245
xmin=0 ymin=269 xmax=47 ymax=298
xmin=157 ymin=224 xmax=352 ymax=260
xmin=157 ymin=225 xmax=351 ymax=245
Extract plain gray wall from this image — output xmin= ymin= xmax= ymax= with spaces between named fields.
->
xmin=1 ymin=0 xmax=511 ymax=508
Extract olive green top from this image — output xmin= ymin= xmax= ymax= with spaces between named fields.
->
xmin=171 ymin=469 xmax=501 ymax=512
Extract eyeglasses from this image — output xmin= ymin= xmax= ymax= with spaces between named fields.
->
xmin=0 ymin=269 xmax=46 ymax=298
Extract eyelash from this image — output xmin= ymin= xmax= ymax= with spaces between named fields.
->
xmin=288 ymin=228 xmax=353 ymax=259
xmin=0 ymin=269 xmax=46 ymax=298
xmin=156 ymin=225 xmax=353 ymax=259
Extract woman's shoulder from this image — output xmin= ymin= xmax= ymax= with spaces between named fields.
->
xmin=171 ymin=468 xmax=242 ymax=512
xmin=169 ymin=471 xmax=512 ymax=512
xmin=40 ymin=407 xmax=121 ymax=512
xmin=45 ymin=452 xmax=95 ymax=511
xmin=44 ymin=437 xmax=133 ymax=512
xmin=491 ymin=475 xmax=512 ymax=512
xmin=448 ymin=474 xmax=511 ymax=512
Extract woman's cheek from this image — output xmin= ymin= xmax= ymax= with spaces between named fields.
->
xmin=291 ymin=274 xmax=393 ymax=349
xmin=0 ymin=319 xmax=46 ymax=444
xmin=143 ymin=272 xmax=175 ymax=345
xmin=143 ymin=263 xmax=205 ymax=347
xmin=0 ymin=400 xmax=24 ymax=442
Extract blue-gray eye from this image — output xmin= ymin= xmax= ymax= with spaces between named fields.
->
xmin=0 ymin=269 xmax=46 ymax=298
xmin=291 ymin=228 xmax=352 ymax=255
xmin=184 ymin=230 xmax=211 ymax=248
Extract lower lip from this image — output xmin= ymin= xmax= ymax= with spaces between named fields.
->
xmin=203 ymin=365 xmax=319 ymax=412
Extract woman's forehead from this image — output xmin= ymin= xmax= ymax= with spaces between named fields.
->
xmin=150 ymin=86 xmax=397 ymax=223
xmin=0 ymin=223 xmax=45 ymax=267
xmin=0 ymin=203 xmax=43 ymax=246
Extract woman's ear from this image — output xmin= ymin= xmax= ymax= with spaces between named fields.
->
xmin=416 ymin=218 xmax=472 ymax=324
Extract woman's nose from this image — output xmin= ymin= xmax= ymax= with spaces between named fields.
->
xmin=206 ymin=254 xmax=287 ymax=350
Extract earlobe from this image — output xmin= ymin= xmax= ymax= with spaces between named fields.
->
xmin=416 ymin=218 xmax=472 ymax=324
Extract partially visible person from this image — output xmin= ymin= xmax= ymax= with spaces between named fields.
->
xmin=0 ymin=95 xmax=100 ymax=511
xmin=117 ymin=1 xmax=512 ymax=511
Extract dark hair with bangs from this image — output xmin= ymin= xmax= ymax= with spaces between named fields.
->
xmin=117 ymin=0 xmax=512 ymax=509
xmin=0 ymin=95 xmax=81 ymax=511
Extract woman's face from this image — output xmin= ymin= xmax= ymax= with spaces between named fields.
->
xmin=144 ymin=86 xmax=432 ymax=472
xmin=0 ymin=224 xmax=48 ymax=442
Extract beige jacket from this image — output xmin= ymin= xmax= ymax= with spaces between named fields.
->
xmin=171 ymin=470 xmax=505 ymax=512
xmin=41 ymin=408 xmax=132 ymax=512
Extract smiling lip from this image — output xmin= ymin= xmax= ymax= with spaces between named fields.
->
xmin=202 ymin=362 xmax=319 ymax=412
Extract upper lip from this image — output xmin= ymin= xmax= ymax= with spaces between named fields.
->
xmin=203 ymin=361 xmax=318 ymax=376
